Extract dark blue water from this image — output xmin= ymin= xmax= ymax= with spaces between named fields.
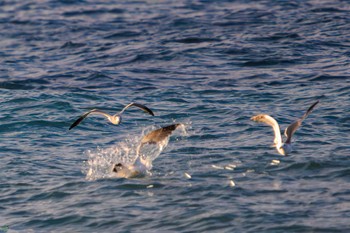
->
xmin=1 ymin=0 xmax=350 ymax=232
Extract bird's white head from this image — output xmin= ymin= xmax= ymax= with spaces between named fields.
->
xmin=112 ymin=163 xmax=139 ymax=178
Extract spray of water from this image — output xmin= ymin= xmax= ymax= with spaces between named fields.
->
xmin=82 ymin=124 xmax=188 ymax=181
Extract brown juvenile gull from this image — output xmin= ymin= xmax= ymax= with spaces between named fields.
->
xmin=251 ymin=101 xmax=319 ymax=155
xmin=112 ymin=124 xmax=184 ymax=178
xmin=69 ymin=102 xmax=154 ymax=130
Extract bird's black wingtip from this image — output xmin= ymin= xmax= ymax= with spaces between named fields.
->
xmin=69 ymin=123 xmax=77 ymax=130
xmin=129 ymin=102 xmax=155 ymax=116
xmin=305 ymin=100 xmax=320 ymax=114
xmin=141 ymin=104 xmax=155 ymax=116
xmin=68 ymin=116 xmax=84 ymax=130
xmin=310 ymin=100 xmax=319 ymax=109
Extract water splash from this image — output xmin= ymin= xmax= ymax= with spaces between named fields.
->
xmin=82 ymin=137 xmax=140 ymax=181
xmin=82 ymin=124 xmax=188 ymax=180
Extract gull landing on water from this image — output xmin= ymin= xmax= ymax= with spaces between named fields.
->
xmin=69 ymin=102 xmax=154 ymax=130
xmin=112 ymin=124 xmax=184 ymax=178
xmin=251 ymin=101 xmax=319 ymax=156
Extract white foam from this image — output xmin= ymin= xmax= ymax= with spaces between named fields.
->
xmin=270 ymin=159 xmax=280 ymax=165
xmin=211 ymin=165 xmax=224 ymax=170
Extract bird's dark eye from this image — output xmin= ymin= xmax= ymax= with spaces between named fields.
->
xmin=113 ymin=163 xmax=123 ymax=173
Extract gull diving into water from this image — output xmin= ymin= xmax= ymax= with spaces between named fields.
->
xmin=69 ymin=102 xmax=154 ymax=130
xmin=251 ymin=101 xmax=319 ymax=155
xmin=111 ymin=124 xmax=184 ymax=178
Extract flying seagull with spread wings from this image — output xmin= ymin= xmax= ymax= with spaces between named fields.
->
xmin=69 ymin=102 xmax=154 ymax=130
xmin=251 ymin=101 xmax=319 ymax=155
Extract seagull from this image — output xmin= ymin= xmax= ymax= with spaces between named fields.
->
xmin=251 ymin=101 xmax=319 ymax=155
xmin=112 ymin=124 xmax=184 ymax=178
xmin=69 ymin=102 xmax=154 ymax=130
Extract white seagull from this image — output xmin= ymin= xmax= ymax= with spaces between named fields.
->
xmin=251 ymin=101 xmax=319 ymax=155
xmin=112 ymin=124 xmax=183 ymax=178
xmin=69 ymin=102 xmax=154 ymax=130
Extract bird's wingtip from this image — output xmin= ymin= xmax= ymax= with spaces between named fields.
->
xmin=68 ymin=123 xmax=76 ymax=130
xmin=307 ymin=100 xmax=320 ymax=113
xmin=312 ymin=100 xmax=320 ymax=107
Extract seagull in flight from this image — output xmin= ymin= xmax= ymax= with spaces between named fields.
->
xmin=251 ymin=101 xmax=319 ymax=155
xmin=69 ymin=102 xmax=154 ymax=130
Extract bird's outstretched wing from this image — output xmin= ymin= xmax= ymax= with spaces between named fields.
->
xmin=136 ymin=124 xmax=182 ymax=156
xmin=69 ymin=109 xmax=111 ymax=130
xmin=284 ymin=100 xmax=319 ymax=143
xmin=251 ymin=114 xmax=283 ymax=146
xmin=119 ymin=102 xmax=155 ymax=116
xmin=140 ymin=124 xmax=181 ymax=145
